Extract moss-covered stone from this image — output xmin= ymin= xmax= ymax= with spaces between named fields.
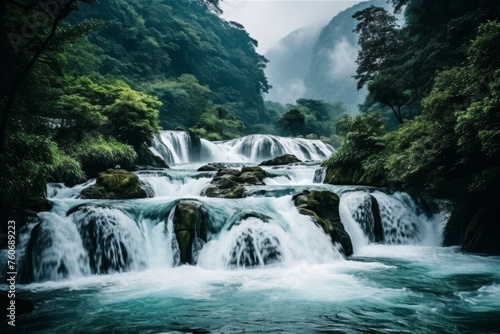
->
xmin=293 ymin=190 xmax=353 ymax=256
xmin=202 ymin=166 xmax=267 ymax=199
xmin=323 ymin=163 xmax=390 ymax=187
xmin=259 ymin=154 xmax=302 ymax=166
xmin=80 ymin=169 xmax=148 ymax=199
xmin=173 ymin=200 xmax=208 ymax=264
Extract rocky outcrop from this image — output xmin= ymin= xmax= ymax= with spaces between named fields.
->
xmin=80 ymin=169 xmax=148 ymax=199
xmin=259 ymin=154 xmax=302 ymax=166
xmin=323 ymin=163 xmax=390 ymax=187
xmin=173 ymin=200 xmax=209 ymax=264
xmin=445 ymin=201 xmax=500 ymax=255
xmin=293 ymin=190 xmax=353 ymax=256
xmin=197 ymin=163 xmax=228 ymax=172
xmin=24 ymin=196 xmax=53 ymax=213
xmin=203 ymin=166 xmax=267 ymax=199
xmin=370 ymin=195 xmax=384 ymax=243
xmin=129 ymin=165 xmax=168 ymax=171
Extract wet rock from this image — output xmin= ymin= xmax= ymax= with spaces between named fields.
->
xmin=323 ymin=164 xmax=392 ymax=187
xmin=460 ymin=204 xmax=500 ymax=255
xmin=293 ymin=190 xmax=353 ymax=256
xmin=130 ymin=165 xmax=169 ymax=171
xmin=229 ymin=227 xmax=282 ymax=268
xmin=203 ymin=166 xmax=267 ymax=199
xmin=173 ymin=200 xmax=209 ymax=264
xmin=259 ymin=154 xmax=302 ymax=166
xmin=24 ymin=196 xmax=53 ymax=213
xmin=197 ymin=163 xmax=227 ymax=172
xmin=370 ymin=195 xmax=384 ymax=243
xmin=238 ymin=166 xmax=266 ymax=185
xmin=80 ymin=169 xmax=148 ymax=199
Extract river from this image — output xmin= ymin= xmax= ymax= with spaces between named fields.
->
xmin=2 ymin=131 xmax=500 ymax=333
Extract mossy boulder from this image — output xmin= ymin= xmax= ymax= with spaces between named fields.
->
xmin=173 ymin=200 xmax=209 ymax=264
xmin=323 ymin=162 xmax=392 ymax=187
xmin=259 ymin=154 xmax=302 ymax=166
xmin=80 ymin=169 xmax=148 ymax=199
xmin=293 ymin=190 xmax=353 ymax=256
xmin=203 ymin=166 xmax=267 ymax=199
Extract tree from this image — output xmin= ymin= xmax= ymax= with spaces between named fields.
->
xmin=352 ymin=6 xmax=401 ymax=90
xmin=352 ymin=5 xmax=409 ymax=124
xmin=335 ymin=114 xmax=354 ymax=136
xmin=191 ymin=105 xmax=244 ymax=140
xmin=0 ymin=0 xmax=96 ymax=154
xmin=368 ymin=73 xmax=408 ymax=124
xmin=104 ymin=86 xmax=161 ymax=149
xmin=279 ymin=109 xmax=305 ymax=136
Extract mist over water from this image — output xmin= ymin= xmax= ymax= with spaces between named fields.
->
xmin=3 ymin=131 xmax=500 ymax=333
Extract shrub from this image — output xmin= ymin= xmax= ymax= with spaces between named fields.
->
xmin=72 ymin=135 xmax=137 ymax=177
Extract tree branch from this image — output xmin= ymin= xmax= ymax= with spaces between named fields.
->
xmin=0 ymin=0 xmax=79 ymax=154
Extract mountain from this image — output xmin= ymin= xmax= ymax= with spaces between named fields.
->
xmin=263 ymin=25 xmax=322 ymax=104
xmin=72 ymin=0 xmax=270 ymax=128
xmin=265 ymin=0 xmax=391 ymax=110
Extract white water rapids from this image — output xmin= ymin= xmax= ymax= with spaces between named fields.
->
xmin=2 ymin=131 xmax=499 ymax=333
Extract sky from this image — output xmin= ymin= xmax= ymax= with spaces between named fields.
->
xmin=220 ymin=0 xmax=365 ymax=53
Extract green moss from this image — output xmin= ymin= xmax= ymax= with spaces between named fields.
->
xmin=80 ymin=169 xmax=147 ymax=199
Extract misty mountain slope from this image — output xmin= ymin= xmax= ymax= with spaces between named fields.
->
xmin=265 ymin=0 xmax=390 ymax=109
xmin=264 ymin=25 xmax=322 ymax=103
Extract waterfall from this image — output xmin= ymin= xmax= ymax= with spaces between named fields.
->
xmin=196 ymin=197 xmax=344 ymax=269
xmin=151 ymin=130 xmax=335 ymax=164
xmin=152 ymin=131 xmax=193 ymax=164
xmin=7 ymin=132 xmax=451 ymax=284
xmin=340 ymin=190 xmax=448 ymax=251
xmin=18 ymin=212 xmax=90 ymax=283
xmin=137 ymin=170 xmax=213 ymax=197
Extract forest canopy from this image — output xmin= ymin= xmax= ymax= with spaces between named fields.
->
xmin=0 ymin=0 xmax=270 ymax=217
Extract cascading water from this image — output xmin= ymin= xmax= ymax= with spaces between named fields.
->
xmin=70 ymin=206 xmax=148 ymax=274
xmin=18 ymin=212 xmax=90 ymax=283
xmin=3 ymin=132 xmax=499 ymax=334
xmin=151 ymin=131 xmax=192 ymax=164
xmin=151 ymin=130 xmax=335 ymax=164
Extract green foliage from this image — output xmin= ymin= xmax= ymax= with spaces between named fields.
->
xmin=352 ymin=6 xmax=401 ymax=90
xmin=190 ymin=106 xmax=244 ymax=140
xmin=280 ymin=99 xmax=348 ymax=137
xmin=51 ymin=75 xmax=161 ymax=147
xmin=324 ymin=112 xmax=387 ymax=185
xmin=104 ymin=84 xmax=161 ymax=148
xmin=329 ymin=21 xmax=500 ymax=198
xmin=72 ymin=0 xmax=270 ymax=129
xmin=72 ymin=135 xmax=137 ymax=177
xmin=145 ymin=74 xmax=211 ymax=129
xmin=354 ymin=1 xmax=500 ymax=124
xmin=326 ymin=112 xmax=386 ymax=167
xmin=0 ymin=131 xmax=54 ymax=209
xmin=279 ymin=109 xmax=305 ymax=137
xmin=334 ymin=114 xmax=354 ymax=136
xmin=50 ymin=144 xmax=87 ymax=186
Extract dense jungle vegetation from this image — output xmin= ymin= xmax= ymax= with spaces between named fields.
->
xmin=325 ymin=0 xmax=500 ymax=253
xmin=0 ymin=0 xmax=350 ymax=220
xmin=1 ymin=0 xmax=499 ymax=253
